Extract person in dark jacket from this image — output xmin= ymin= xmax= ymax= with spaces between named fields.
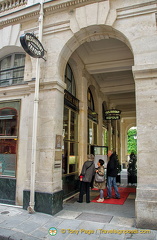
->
xmin=106 ymin=150 xmax=120 ymax=199
xmin=77 ymin=154 xmax=95 ymax=203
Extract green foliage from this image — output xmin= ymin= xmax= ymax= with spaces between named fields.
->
xmin=127 ymin=128 xmax=137 ymax=154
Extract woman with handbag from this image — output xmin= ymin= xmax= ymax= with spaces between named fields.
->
xmin=77 ymin=154 xmax=95 ymax=203
xmin=94 ymin=159 xmax=106 ymax=202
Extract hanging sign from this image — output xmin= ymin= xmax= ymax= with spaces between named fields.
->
xmin=20 ymin=33 xmax=45 ymax=58
xmin=105 ymin=109 xmax=121 ymax=120
xmin=105 ymin=115 xmax=120 ymax=120
xmin=105 ymin=109 xmax=121 ymax=115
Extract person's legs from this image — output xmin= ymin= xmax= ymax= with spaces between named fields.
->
xmin=85 ymin=182 xmax=90 ymax=203
xmin=107 ymin=176 xmax=112 ymax=198
xmin=100 ymin=189 xmax=104 ymax=199
xmin=113 ymin=177 xmax=120 ymax=198
xmin=78 ymin=181 xmax=84 ymax=202
xmin=97 ymin=189 xmax=104 ymax=202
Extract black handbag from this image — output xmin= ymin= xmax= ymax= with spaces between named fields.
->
xmin=95 ymin=172 xmax=105 ymax=182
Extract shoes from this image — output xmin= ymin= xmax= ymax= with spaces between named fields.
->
xmin=105 ymin=196 xmax=111 ymax=199
xmin=114 ymin=196 xmax=120 ymax=199
xmin=97 ymin=198 xmax=104 ymax=202
xmin=77 ymin=200 xmax=91 ymax=203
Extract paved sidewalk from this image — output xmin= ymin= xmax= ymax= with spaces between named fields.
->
xmin=0 ymin=190 xmax=157 ymax=240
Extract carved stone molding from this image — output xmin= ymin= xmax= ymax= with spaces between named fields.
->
xmin=44 ymin=0 xmax=104 ymax=14
xmin=0 ymin=0 xmax=105 ymax=27
xmin=117 ymin=1 xmax=157 ymax=19
xmin=132 ymin=64 xmax=157 ymax=80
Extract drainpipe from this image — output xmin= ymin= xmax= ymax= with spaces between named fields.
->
xmin=28 ymin=0 xmax=44 ymax=213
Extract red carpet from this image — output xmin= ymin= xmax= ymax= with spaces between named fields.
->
xmin=91 ymin=187 xmax=136 ymax=205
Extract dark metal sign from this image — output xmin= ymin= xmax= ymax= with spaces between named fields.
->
xmin=20 ymin=33 xmax=45 ymax=58
xmin=105 ymin=109 xmax=121 ymax=115
xmin=105 ymin=115 xmax=120 ymax=120
xmin=105 ymin=109 xmax=121 ymax=120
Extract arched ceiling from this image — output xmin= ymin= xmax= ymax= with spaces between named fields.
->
xmin=74 ymin=37 xmax=135 ymax=117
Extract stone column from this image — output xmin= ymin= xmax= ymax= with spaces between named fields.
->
xmin=23 ymin=79 xmax=66 ymax=215
xmin=120 ymin=118 xmax=126 ymax=167
xmin=78 ymin=75 xmax=88 ymax=172
xmin=108 ymin=120 xmax=112 ymax=151
xmin=133 ymin=65 xmax=157 ymax=229
xmin=97 ymin=93 xmax=103 ymax=146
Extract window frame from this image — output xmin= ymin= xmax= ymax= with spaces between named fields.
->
xmin=0 ymin=53 xmax=25 ymax=87
xmin=62 ymin=106 xmax=79 ymax=175
xmin=65 ymin=63 xmax=76 ymax=96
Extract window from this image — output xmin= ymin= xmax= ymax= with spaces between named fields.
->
xmin=63 ymin=63 xmax=78 ymax=175
xmin=0 ymin=108 xmax=17 ymax=136
xmin=102 ymin=102 xmax=108 ymax=147
xmin=87 ymin=119 xmax=97 ymax=153
xmin=0 ymin=54 xmax=25 ymax=86
xmin=87 ymin=88 xmax=98 ymax=153
xmin=102 ymin=127 xmax=108 ymax=146
xmin=0 ymin=101 xmax=20 ymax=177
xmin=0 ymin=139 xmax=17 ymax=177
xmin=87 ymin=88 xmax=94 ymax=111
xmin=65 ymin=64 xmax=76 ymax=96
xmin=62 ymin=107 xmax=78 ymax=174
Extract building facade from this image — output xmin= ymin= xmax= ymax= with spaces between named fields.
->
xmin=0 ymin=0 xmax=157 ymax=229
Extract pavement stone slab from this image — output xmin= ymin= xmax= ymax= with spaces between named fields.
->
xmin=0 ymin=219 xmax=27 ymax=229
xmin=98 ymin=237 xmax=125 ymax=240
xmin=125 ymin=229 xmax=156 ymax=240
xmin=0 ymin=228 xmax=18 ymax=238
xmin=29 ymin=228 xmax=49 ymax=239
xmin=56 ymin=218 xmax=83 ymax=229
xmin=4 ymin=214 xmax=31 ymax=223
xmin=76 ymin=212 xmax=113 ymax=223
xmin=55 ymin=210 xmax=82 ymax=219
xmin=65 ymin=232 xmax=99 ymax=240
xmin=125 ymin=237 xmax=155 ymax=240
xmin=27 ymin=213 xmax=53 ymax=225
xmin=13 ymin=220 xmax=41 ymax=234
xmin=77 ymin=220 xmax=106 ymax=232
xmin=43 ymin=217 xmax=64 ymax=229
xmin=99 ymin=225 xmax=129 ymax=240
xmin=110 ymin=216 xmax=136 ymax=228
xmin=0 ymin=208 xmax=23 ymax=217
xmin=10 ymin=232 xmax=41 ymax=240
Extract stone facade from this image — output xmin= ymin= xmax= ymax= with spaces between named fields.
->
xmin=0 ymin=0 xmax=157 ymax=229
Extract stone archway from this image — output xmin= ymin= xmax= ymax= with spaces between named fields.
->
xmin=58 ymin=24 xmax=135 ymax=159
xmin=58 ymin=22 xmax=136 ymax=198
xmin=53 ymin=1 xmax=157 ymax=228
xmin=58 ymin=25 xmax=134 ymax=80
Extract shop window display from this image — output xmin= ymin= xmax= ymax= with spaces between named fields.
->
xmin=0 ymin=101 xmax=20 ymax=177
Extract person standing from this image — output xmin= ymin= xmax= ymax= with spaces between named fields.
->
xmin=94 ymin=159 xmax=106 ymax=202
xmin=77 ymin=154 xmax=95 ymax=203
xmin=106 ymin=150 xmax=120 ymax=199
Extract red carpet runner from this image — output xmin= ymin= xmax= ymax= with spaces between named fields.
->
xmin=91 ymin=187 xmax=136 ymax=205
